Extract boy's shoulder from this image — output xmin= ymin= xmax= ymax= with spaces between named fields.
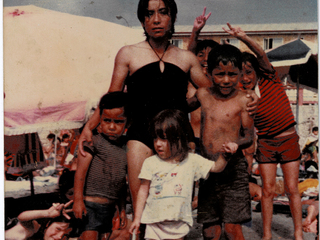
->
xmin=196 ymin=86 xmax=211 ymax=98
xmin=92 ymin=133 xmax=128 ymax=148
xmin=237 ymin=89 xmax=251 ymax=104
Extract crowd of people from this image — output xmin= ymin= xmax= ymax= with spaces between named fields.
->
xmin=5 ymin=0 xmax=318 ymax=240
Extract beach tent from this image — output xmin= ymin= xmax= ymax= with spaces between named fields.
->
xmin=4 ymin=5 xmax=144 ymax=136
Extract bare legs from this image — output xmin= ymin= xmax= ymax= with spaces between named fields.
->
xmin=127 ymin=140 xmax=153 ymax=211
xmin=282 ymin=161 xmax=303 ymax=240
xmin=203 ymin=223 xmax=245 ymax=240
xmin=259 ymin=161 xmax=303 ymax=240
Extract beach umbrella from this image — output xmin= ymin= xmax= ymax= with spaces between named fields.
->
xmin=3 ymin=5 xmax=144 ymax=196
xmin=267 ymin=39 xmax=317 ymax=67
xmin=4 ymin=5 xmax=144 ymax=136
xmin=266 ymin=39 xmax=318 ymax=130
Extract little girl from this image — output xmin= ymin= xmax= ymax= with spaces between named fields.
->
xmin=129 ymin=109 xmax=229 ymax=240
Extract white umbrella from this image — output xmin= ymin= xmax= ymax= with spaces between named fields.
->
xmin=4 ymin=5 xmax=144 ymax=136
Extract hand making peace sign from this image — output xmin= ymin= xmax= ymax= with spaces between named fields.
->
xmin=193 ymin=7 xmax=211 ymax=33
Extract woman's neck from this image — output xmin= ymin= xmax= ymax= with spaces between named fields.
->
xmin=147 ymin=37 xmax=170 ymax=51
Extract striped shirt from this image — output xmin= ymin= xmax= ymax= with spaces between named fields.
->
xmin=83 ymin=134 xmax=127 ymax=200
xmin=254 ymin=67 xmax=296 ymax=138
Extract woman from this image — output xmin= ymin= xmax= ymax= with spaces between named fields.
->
xmin=79 ymin=0 xmax=211 ymax=210
xmin=79 ymin=0 xmax=256 ymax=214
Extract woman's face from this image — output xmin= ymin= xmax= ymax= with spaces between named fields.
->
xmin=142 ymin=0 xmax=172 ymax=39
xmin=241 ymin=61 xmax=258 ymax=90
xmin=44 ymin=222 xmax=71 ymax=240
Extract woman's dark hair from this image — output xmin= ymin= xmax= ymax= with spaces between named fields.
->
xmin=242 ymin=52 xmax=262 ymax=79
xmin=137 ymin=0 xmax=177 ymax=39
xmin=207 ymin=44 xmax=243 ymax=74
xmin=150 ymin=109 xmax=191 ymax=162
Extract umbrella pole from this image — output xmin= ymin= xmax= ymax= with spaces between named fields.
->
xmin=54 ymin=134 xmax=57 ymax=169
xmin=28 ymin=171 xmax=35 ymax=196
xmin=295 ymin=69 xmax=300 ymax=135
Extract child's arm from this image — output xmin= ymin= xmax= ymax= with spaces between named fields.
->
xmin=73 ymin=151 xmax=93 ymax=219
xmin=118 ymin=183 xmax=128 ymax=229
xmin=129 ymin=179 xmax=150 ymax=235
xmin=223 ymin=23 xmax=273 ymax=73
xmin=18 ymin=200 xmax=73 ymax=222
xmin=209 ymin=155 xmax=228 ymax=173
xmin=188 ymin=7 xmax=211 ymax=54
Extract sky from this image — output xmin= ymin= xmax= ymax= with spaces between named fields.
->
xmin=3 ymin=0 xmax=318 ymax=27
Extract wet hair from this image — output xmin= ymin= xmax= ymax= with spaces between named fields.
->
xmin=242 ymin=52 xmax=262 ymax=79
xmin=312 ymin=126 xmax=318 ymax=132
xmin=137 ymin=0 xmax=177 ymax=39
xmin=207 ymin=44 xmax=242 ymax=75
xmin=99 ymin=91 xmax=128 ymax=116
xmin=150 ymin=109 xmax=192 ymax=162
xmin=195 ymin=40 xmax=219 ymax=55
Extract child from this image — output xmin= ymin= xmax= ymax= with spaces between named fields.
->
xmin=129 ymin=109 xmax=229 ymax=240
xmin=223 ymin=23 xmax=304 ymax=240
xmin=195 ymin=44 xmax=254 ymax=240
xmin=5 ymin=200 xmax=74 ymax=240
xmin=73 ymin=92 xmax=128 ymax=240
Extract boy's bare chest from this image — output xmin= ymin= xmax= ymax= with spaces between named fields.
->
xmin=202 ymin=97 xmax=242 ymax=122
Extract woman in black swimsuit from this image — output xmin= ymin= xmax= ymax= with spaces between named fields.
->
xmin=79 ymin=0 xmax=211 ymax=211
xmin=79 ymin=1 xmax=258 ymax=220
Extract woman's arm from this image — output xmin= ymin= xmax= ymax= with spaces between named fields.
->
xmin=188 ymin=51 xmax=212 ymax=88
xmin=79 ymin=46 xmax=131 ymax=156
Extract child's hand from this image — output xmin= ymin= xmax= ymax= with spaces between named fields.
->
xmin=47 ymin=200 xmax=73 ymax=220
xmin=72 ymin=200 xmax=87 ymax=219
xmin=120 ymin=209 xmax=127 ymax=229
xmin=193 ymin=7 xmax=211 ymax=33
xmin=222 ymin=142 xmax=238 ymax=154
xmin=222 ymin=23 xmax=246 ymax=39
xmin=128 ymin=219 xmax=140 ymax=235
xmin=246 ymin=90 xmax=259 ymax=115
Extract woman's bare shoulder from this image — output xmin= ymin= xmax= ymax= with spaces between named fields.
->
xmin=118 ymin=41 xmax=147 ymax=55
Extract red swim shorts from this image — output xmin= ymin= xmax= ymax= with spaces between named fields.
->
xmin=256 ymin=132 xmax=301 ymax=164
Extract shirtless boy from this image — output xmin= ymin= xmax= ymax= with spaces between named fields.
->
xmin=195 ymin=44 xmax=254 ymax=240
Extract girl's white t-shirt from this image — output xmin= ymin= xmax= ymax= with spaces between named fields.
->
xmin=138 ymin=153 xmax=214 ymax=226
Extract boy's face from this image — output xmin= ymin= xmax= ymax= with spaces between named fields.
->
xmin=210 ymin=61 xmax=241 ymax=96
xmin=100 ymin=108 xmax=127 ymax=141
xmin=197 ymin=47 xmax=212 ymax=76
xmin=241 ymin=61 xmax=257 ymax=90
